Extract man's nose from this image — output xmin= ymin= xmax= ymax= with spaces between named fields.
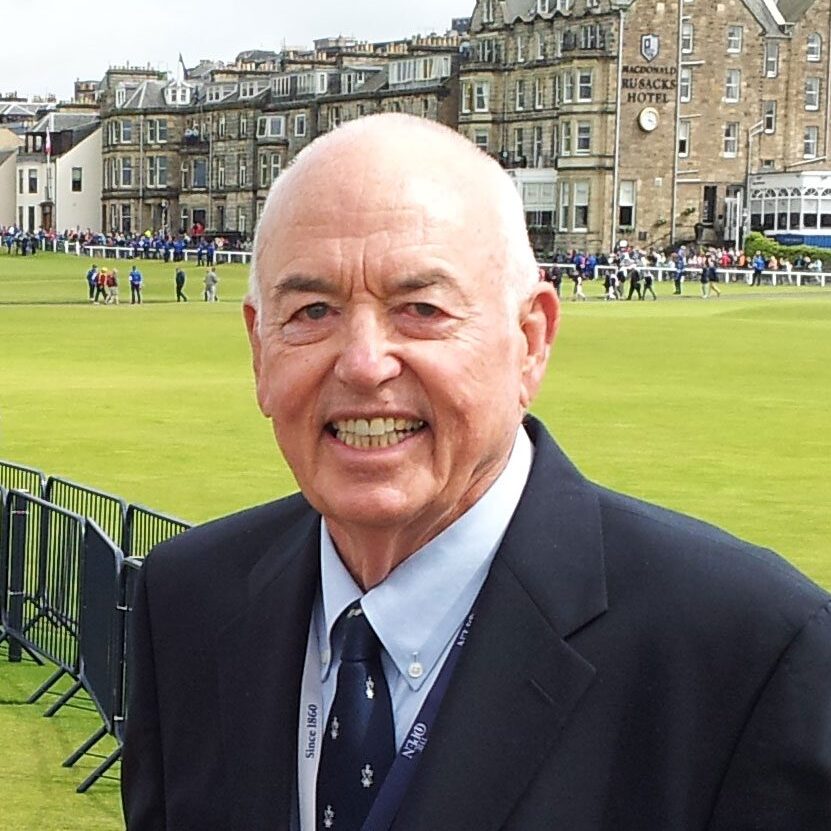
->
xmin=334 ymin=310 xmax=402 ymax=390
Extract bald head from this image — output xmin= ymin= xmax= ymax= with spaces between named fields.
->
xmin=247 ymin=114 xmax=539 ymax=311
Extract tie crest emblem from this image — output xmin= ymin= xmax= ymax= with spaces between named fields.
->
xmin=361 ymin=764 xmax=374 ymax=788
xmin=365 ymin=676 xmax=375 ymax=699
xmin=330 ymin=716 xmax=340 ymax=740
xmin=323 ymin=804 xmax=335 ymax=828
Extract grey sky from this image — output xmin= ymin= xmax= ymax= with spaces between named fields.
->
xmin=4 ymin=1 xmax=471 ymax=102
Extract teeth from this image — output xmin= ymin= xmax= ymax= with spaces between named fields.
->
xmin=330 ymin=417 xmax=425 ymax=450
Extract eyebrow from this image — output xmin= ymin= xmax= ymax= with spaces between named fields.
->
xmin=269 ymin=274 xmax=337 ymax=303
xmin=395 ymin=273 xmax=458 ymax=292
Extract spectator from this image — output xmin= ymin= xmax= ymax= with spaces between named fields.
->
xmin=204 ymin=267 xmax=219 ymax=302
xmin=175 ymin=267 xmax=188 ymax=302
xmin=129 ymin=265 xmax=143 ymax=304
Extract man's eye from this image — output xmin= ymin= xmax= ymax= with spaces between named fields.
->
xmin=301 ymin=302 xmax=330 ymax=321
xmin=408 ymin=302 xmax=440 ymax=318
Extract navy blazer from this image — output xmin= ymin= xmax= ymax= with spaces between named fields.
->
xmin=122 ymin=417 xmax=831 ymax=829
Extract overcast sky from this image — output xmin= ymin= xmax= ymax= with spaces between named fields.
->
xmin=4 ymin=1 xmax=471 ymax=102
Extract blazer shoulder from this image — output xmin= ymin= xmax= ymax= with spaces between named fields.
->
xmin=142 ymin=491 xmax=317 ymax=577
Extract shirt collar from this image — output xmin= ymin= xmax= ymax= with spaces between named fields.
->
xmin=317 ymin=426 xmax=533 ymax=690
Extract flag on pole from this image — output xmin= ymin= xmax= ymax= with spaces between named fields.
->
xmin=45 ymin=124 xmax=51 ymax=160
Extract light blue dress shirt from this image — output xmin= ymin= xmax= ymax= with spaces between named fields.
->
xmin=311 ymin=426 xmax=533 ymax=749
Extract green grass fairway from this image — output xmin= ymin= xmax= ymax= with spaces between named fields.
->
xmin=1 ymin=252 xmax=830 ymax=829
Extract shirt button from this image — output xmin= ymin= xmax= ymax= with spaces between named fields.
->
xmin=408 ymin=662 xmax=424 ymax=679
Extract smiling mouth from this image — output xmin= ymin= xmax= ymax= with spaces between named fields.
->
xmin=327 ymin=417 xmax=426 ymax=449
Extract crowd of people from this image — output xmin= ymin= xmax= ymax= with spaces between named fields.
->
xmin=83 ymin=263 xmax=221 ymax=305
xmin=541 ymin=243 xmax=827 ymax=301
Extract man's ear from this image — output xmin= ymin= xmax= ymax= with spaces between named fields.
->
xmin=519 ymin=281 xmax=559 ymax=409
xmin=242 ymin=300 xmax=269 ymax=416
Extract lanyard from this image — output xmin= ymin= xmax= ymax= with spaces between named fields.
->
xmin=297 ymin=609 xmax=476 ymax=831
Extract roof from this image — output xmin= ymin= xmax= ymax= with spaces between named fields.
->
xmin=776 ymin=0 xmax=818 ymax=21
xmin=32 ymin=112 xmax=98 ymax=132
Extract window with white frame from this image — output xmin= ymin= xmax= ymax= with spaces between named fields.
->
xmin=680 ymin=67 xmax=692 ymax=102
xmin=763 ymin=100 xmax=776 ymax=133
xmin=764 ymin=41 xmax=779 ymax=77
xmin=181 ymin=161 xmax=190 ymax=189
xmin=805 ymin=77 xmax=821 ymax=110
xmin=724 ymin=69 xmax=741 ymax=103
xmin=563 ymin=72 xmax=574 ymax=102
xmin=273 ymin=76 xmax=291 ymax=96
xmin=478 ymin=38 xmax=500 ymax=62
xmin=328 ymin=106 xmax=342 ymax=131
xmin=239 ymin=114 xmax=248 ymax=137
xmin=145 ymin=118 xmax=167 ymax=144
xmin=295 ymin=113 xmax=306 ymax=137
xmin=723 ymin=122 xmax=738 ymax=157
xmin=217 ymin=114 xmax=226 ymax=138
xmin=461 ymin=81 xmax=473 ymax=113
xmin=678 ymin=120 xmax=691 ymax=156
xmin=259 ymin=152 xmax=281 ymax=187
xmin=238 ymin=157 xmax=247 ymax=187
xmin=146 ymin=156 xmax=168 ymax=188
xmin=727 ymin=25 xmax=743 ymax=53
xmin=533 ymin=125 xmax=544 ymax=166
xmin=681 ymin=20 xmax=694 ymax=53
xmin=807 ymin=33 xmax=822 ymax=62
xmin=576 ymin=122 xmax=591 ymax=154
xmin=560 ymin=121 xmax=572 ymax=155
xmin=580 ymin=24 xmax=601 ymax=49
xmin=537 ymin=0 xmax=550 ymax=11
xmin=804 ymin=125 xmax=819 ymax=158
xmin=474 ymin=129 xmax=489 ymax=151
xmin=115 ymin=86 xmax=127 ymax=107
xmin=216 ymin=157 xmax=225 ymax=189
xmin=516 ymin=79 xmax=526 ymax=110
xmin=619 ymin=180 xmax=635 ymax=227
xmin=534 ymin=78 xmax=544 ymax=109
xmin=257 ymin=115 xmax=286 ymax=138
xmin=554 ymin=74 xmax=561 ymax=105
xmin=555 ymin=0 xmax=574 ymax=11
xmin=120 ymin=120 xmax=132 ymax=143
xmin=514 ymin=127 xmax=526 ymax=162
xmin=535 ymin=32 xmax=545 ymax=59
xmin=475 ymin=81 xmax=490 ymax=111
xmin=573 ymin=181 xmax=589 ymax=230
xmin=120 ymin=158 xmax=132 ymax=187
xmin=192 ymin=158 xmax=207 ymax=188
xmin=516 ymin=35 xmax=525 ymax=62
xmin=482 ymin=0 xmax=494 ymax=23
xmin=558 ymin=181 xmax=569 ymax=231
xmin=577 ymin=70 xmax=592 ymax=101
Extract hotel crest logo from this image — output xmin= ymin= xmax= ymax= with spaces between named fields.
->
xmin=641 ymin=34 xmax=660 ymax=62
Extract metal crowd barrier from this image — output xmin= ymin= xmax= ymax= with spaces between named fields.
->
xmin=0 ymin=461 xmax=46 ymax=498
xmin=1 ymin=490 xmax=85 ymax=713
xmin=45 ymin=477 xmax=127 ymax=554
xmin=123 ymin=503 xmax=190 ymax=558
xmin=592 ymin=263 xmax=830 ymax=287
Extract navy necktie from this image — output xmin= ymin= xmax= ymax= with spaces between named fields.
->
xmin=316 ymin=604 xmax=395 ymax=830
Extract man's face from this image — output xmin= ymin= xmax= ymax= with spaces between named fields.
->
xmin=245 ymin=142 xmax=554 ymax=552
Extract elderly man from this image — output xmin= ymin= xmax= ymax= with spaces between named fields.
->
xmin=122 ymin=115 xmax=831 ymax=830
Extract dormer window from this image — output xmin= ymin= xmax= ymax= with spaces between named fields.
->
xmin=115 ymin=86 xmax=127 ymax=107
xmin=165 ymin=82 xmax=191 ymax=106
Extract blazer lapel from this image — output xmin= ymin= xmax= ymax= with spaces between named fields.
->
xmin=393 ymin=419 xmax=608 ymax=831
xmin=216 ymin=510 xmax=320 ymax=831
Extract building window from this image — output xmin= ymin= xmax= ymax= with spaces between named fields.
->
xmin=573 ymin=181 xmax=589 ymax=230
xmin=563 ymin=72 xmax=574 ymax=102
xmin=238 ymin=158 xmax=247 ymax=187
xmin=558 ymin=181 xmax=569 ymax=231
xmin=580 ymin=24 xmax=602 ymax=49
xmin=257 ymin=116 xmax=286 ymax=138
xmin=18 ymin=169 xmax=23 ymax=194
xmin=724 ymin=69 xmax=741 ymax=103
xmin=576 ymin=122 xmax=591 ymax=154
xmin=619 ymin=180 xmax=635 ymax=227
xmin=554 ymin=74 xmax=561 ymax=105
xmin=115 ymin=86 xmax=126 ymax=107
xmin=805 ymin=77 xmax=821 ymax=110
xmin=577 ymin=70 xmax=592 ymax=101
xmin=216 ymin=158 xmax=225 ymax=189
xmin=28 ymin=168 xmax=37 ymax=193
xmin=146 ymin=156 xmax=168 ymax=188
xmin=192 ymin=158 xmax=207 ymax=188
xmin=516 ymin=35 xmax=525 ymax=63
xmin=239 ymin=114 xmax=248 ymax=137
xmin=534 ymin=32 xmax=545 ymax=59
xmin=680 ymin=67 xmax=692 ymax=102
xmin=763 ymin=100 xmax=776 ymax=133
xmin=726 ymin=25 xmax=743 ymax=53
xmin=537 ymin=0 xmax=550 ymax=11
xmin=71 ymin=167 xmax=82 ymax=192
xmin=259 ymin=152 xmax=281 ymax=187
xmin=295 ymin=114 xmax=306 ymax=137
xmin=121 ymin=158 xmax=132 ymax=187
xmin=804 ymin=126 xmax=819 ymax=158
xmin=461 ymin=81 xmax=473 ymax=113
xmin=560 ymin=121 xmax=572 ymax=155
xmin=146 ymin=118 xmax=168 ymax=143
xmin=181 ymin=161 xmax=190 ymax=190
xmin=474 ymin=129 xmax=489 ymax=151
xmin=483 ymin=0 xmax=495 ymax=22
xmin=723 ymin=122 xmax=738 ymax=157
xmin=534 ymin=78 xmax=544 ymax=109
xmin=119 ymin=120 xmax=132 ymax=143
xmin=514 ymin=127 xmax=525 ymax=162
xmin=807 ymin=33 xmax=822 ymax=62
xmin=475 ymin=82 xmax=490 ymax=111
xmin=678 ymin=120 xmax=690 ymax=157
xmin=764 ymin=41 xmax=779 ymax=77
xmin=217 ymin=114 xmax=226 ymax=137
xmin=533 ymin=125 xmax=544 ymax=166
xmin=515 ymin=79 xmax=526 ymax=110
xmin=681 ymin=20 xmax=694 ymax=54
xmin=477 ymin=38 xmax=500 ymax=63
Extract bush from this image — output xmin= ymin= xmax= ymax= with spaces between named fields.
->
xmin=744 ymin=231 xmax=828 ymax=267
